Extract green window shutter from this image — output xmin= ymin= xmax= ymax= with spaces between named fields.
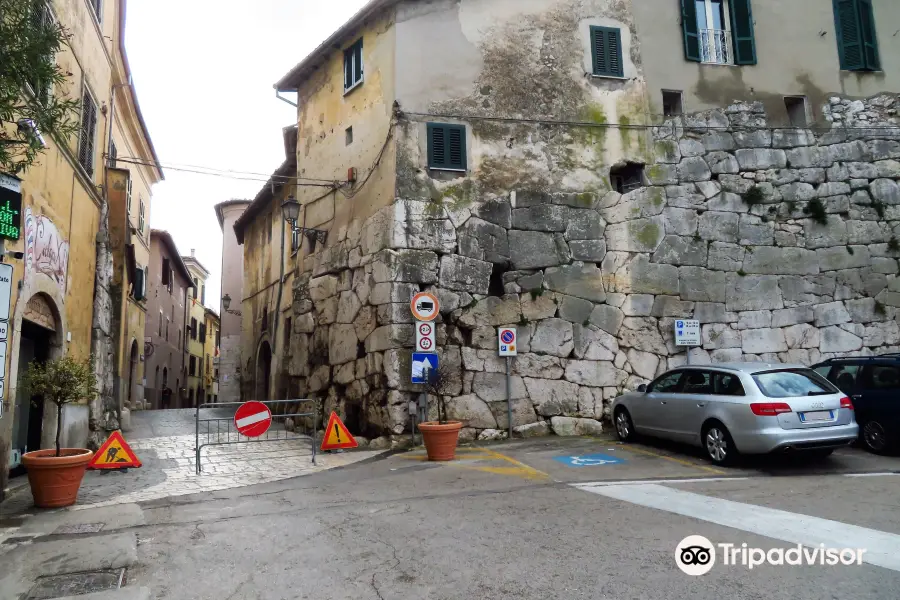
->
xmin=833 ymin=0 xmax=865 ymax=70
xmin=427 ymin=124 xmax=467 ymax=171
xmin=590 ymin=26 xmax=624 ymax=77
xmin=857 ymin=0 xmax=880 ymax=70
xmin=680 ymin=0 xmax=702 ymax=62
xmin=728 ymin=0 xmax=757 ymax=65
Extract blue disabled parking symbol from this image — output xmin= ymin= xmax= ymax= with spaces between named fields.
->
xmin=554 ymin=453 xmax=624 ymax=467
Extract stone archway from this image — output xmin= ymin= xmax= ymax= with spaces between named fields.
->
xmin=256 ymin=340 xmax=272 ymax=401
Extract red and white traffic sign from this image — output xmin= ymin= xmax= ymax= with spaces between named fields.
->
xmin=410 ymin=292 xmax=440 ymax=321
xmin=234 ymin=401 xmax=272 ymax=438
xmin=498 ymin=327 xmax=517 ymax=357
xmin=415 ymin=320 xmax=436 ymax=352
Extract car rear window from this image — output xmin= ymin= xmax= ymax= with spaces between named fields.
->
xmin=752 ymin=369 xmax=839 ymax=398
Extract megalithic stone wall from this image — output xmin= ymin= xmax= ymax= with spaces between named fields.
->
xmin=289 ymin=95 xmax=900 ymax=442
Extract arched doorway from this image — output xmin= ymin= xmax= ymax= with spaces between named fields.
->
xmin=10 ymin=293 xmax=62 ymax=475
xmin=256 ymin=341 xmax=272 ymax=401
xmin=127 ymin=340 xmax=138 ymax=410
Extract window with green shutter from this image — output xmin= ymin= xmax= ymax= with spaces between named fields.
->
xmin=833 ymin=0 xmax=880 ymax=71
xmin=427 ymin=123 xmax=467 ymax=171
xmin=590 ymin=26 xmax=624 ymax=77
xmin=681 ymin=0 xmax=756 ymax=65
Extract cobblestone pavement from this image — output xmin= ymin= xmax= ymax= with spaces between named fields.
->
xmin=1 ymin=408 xmax=383 ymax=516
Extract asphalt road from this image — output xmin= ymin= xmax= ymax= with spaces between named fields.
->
xmin=127 ymin=435 xmax=900 ymax=600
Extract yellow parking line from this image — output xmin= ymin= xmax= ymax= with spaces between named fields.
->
xmin=397 ymin=446 xmax=551 ymax=481
xmin=477 ymin=447 xmax=551 ymax=481
xmin=618 ymin=444 xmax=726 ymax=475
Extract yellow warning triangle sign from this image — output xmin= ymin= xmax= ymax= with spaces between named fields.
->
xmin=88 ymin=431 xmax=142 ymax=469
xmin=321 ymin=412 xmax=358 ymax=451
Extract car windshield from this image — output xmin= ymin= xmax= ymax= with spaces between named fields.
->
xmin=752 ymin=369 xmax=838 ymax=398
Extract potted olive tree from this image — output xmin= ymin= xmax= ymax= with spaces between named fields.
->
xmin=20 ymin=355 xmax=98 ymax=508
xmin=417 ymin=360 xmax=463 ymax=461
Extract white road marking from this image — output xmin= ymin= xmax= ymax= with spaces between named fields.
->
xmin=573 ymin=477 xmax=749 ymax=488
xmin=578 ymin=483 xmax=900 ymax=572
xmin=844 ymin=472 xmax=898 ymax=478
xmin=235 ymin=411 xmax=270 ymax=428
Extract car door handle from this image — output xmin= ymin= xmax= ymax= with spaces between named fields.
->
xmin=697 ymin=403 xmax=706 ymax=407
xmin=660 ymin=400 xmax=667 ymax=405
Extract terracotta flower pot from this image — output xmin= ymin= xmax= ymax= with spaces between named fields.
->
xmin=22 ymin=448 xmax=93 ymax=508
xmin=418 ymin=421 xmax=463 ymax=461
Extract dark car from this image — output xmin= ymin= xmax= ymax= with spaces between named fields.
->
xmin=813 ymin=355 xmax=900 ymax=454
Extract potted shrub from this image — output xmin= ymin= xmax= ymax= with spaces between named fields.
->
xmin=20 ymin=355 xmax=98 ymax=508
xmin=417 ymin=361 xmax=462 ymax=461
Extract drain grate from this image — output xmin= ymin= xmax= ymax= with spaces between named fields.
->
xmin=52 ymin=522 xmax=105 ymax=535
xmin=25 ymin=568 xmax=125 ymax=599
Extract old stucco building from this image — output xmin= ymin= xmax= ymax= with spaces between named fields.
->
xmin=215 ymin=199 xmax=250 ymax=403
xmin=1 ymin=0 xmax=162 ymax=496
xmin=235 ymin=0 xmax=900 ymax=443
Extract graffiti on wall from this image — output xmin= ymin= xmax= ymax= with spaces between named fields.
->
xmin=25 ymin=207 xmax=70 ymax=287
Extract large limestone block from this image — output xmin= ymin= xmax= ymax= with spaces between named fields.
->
xmin=870 ymin=179 xmax=900 ymax=205
xmin=458 ymin=217 xmax=509 ymax=264
xmin=512 ymin=204 xmax=568 ymax=232
xmin=626 ymin=349 xmax=659 ymax=380
xmin=679 ymin=267 xmax=727 ymax=302
xmin=602 ymin=187 xmax=667 ymax=223
xmin=473 ymin=372 xmax=527 ymax=402
xmin=784 ymin=324 xmax=820 ymax=349
xmin=606 ymin=217 xmax=666 ymax=253
xmin=651 ymin=235 xmax=708 ymax=266
xmin=564 ymin=360 xmax=627 ymax=387
xmin=524 ymin=378 xmax=579 ymax=416
xmin=816 ymin=246 xmax=870 ymax=271
xmin=439 ymin=255 xmax=492 ymax=295
xmin=735 ymin=148 xmax=787 ymax=170
xmin=558 ymin=295 xmax=594 ymax=323
xmin=742 ymin=247 xmax=819 ymax=275
xmin=509 ymin=230 xmax=566 ymax=269
xmin=814 ymin=301 xmax=851 ymax=327
xmin=738 ymin=215 xmax=774 ymax=246
xmin=573 ymin=324 xmax=619 ymax=360
xmin=804 ymin=216 xmax=848 ymax=249
xmin=702 ymin=323 xmax=742 ymax=349
xmin=708 ymin=242 xmax=745 ymax=271
xmin=613 ymin=255 xmax=680 ymax=296
xmin=372 ymin=249 xmax=439 ymax=283
xmin=513 ymin=354 xmax=565 ymax=379
xmin=550 ymin=416 xmax=603 ymax=437
xmin=530 ymin=318 xmax=575 ymax=357
xmin=544 ymin=262 xmax=607 ymax=302
xmin=490 ymin=398 xmax=539 ymax=429
xmin=663 ymin=208 xmax=699 ymax=236
xmin=618 ymin=317 xmax=668 ymax=354
xmin=565 ymin=209 xmax=606 ymax=240
xmin=329 ymin=323 xmax=359 ymax=365
xmin=446 ymin=395 xmax=498 ymax=429
xmin=820 ymin=326 xmax=863 ymax=353
xmin=677 ymin=156 xmax=713 ymax=182
xmin=741 ymin=328 xmax=788 ymax=354
xmin=589 ymin=304 xmax=625 ymax=335
xmin=726 ymin=274 xmax=783 ymax=311
xmin=698 ymin=212 xmax=739 ymax=243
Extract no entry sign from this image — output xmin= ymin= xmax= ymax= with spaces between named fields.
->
xmin=234 ymin=401 xmax=272 ymax=437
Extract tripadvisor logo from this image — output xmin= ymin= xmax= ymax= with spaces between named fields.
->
xmin=675 ymin=535 xmax=866 ymax=575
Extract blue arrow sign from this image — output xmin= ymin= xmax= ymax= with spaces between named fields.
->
xmin=411 ymin=352 xmax=439 ymax=384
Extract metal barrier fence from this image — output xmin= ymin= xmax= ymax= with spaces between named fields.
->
xmin=194 ymin=399 xmax=318 ymax=474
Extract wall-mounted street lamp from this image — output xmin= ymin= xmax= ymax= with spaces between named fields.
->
xmin=221 ymin=293 xmax=241 ymax=316
xmin=281 ymin=195 xmax=327 ymax=246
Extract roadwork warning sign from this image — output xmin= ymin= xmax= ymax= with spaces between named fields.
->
xmin=321 ymin=412 xmax=358 ymax=451
xmin=88 ymin=431 xmax=142 ymax=470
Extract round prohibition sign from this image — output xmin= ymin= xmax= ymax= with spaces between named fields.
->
xmin=500 ymin=330 xmax=515 ymax=344
xmin=418 ymin=323 xmax=433 ymax=336
xmin=419 ymin=337 xmax=433 ymax=350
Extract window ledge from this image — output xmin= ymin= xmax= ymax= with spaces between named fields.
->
xmin=343 ymin=78 xmax=364 ymax=96
xmin=590 ymin=73 xmax=627 ymax=80
xmin=840 ymin=69 xmax=883 ymax=74
xmin=428 ymin=167 xmax=467 ymax=173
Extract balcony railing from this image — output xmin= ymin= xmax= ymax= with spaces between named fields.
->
xmin=700 ymin=28 xmax=732 ymax=65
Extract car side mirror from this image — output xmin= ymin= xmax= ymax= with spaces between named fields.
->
xmin=637 ymin=384 xmax=647 ymax=393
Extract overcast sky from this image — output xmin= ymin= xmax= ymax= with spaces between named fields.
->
xmin=125 ymin=0 xmax=369 ymax=312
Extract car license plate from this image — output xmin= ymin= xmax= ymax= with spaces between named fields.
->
xmin=799 ymin=410 xmax=834 ymax=422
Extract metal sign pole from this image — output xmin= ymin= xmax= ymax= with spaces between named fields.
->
xmin=506 ymin=357 xmax=512 ymax=438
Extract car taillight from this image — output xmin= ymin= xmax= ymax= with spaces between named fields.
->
xmin=840 ymin=396 xmax=853 ymax=410
xmin=750 ymin=402 xmax=792 ymax=416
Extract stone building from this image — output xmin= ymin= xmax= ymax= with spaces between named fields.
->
xmin=202 ymin=307 xmax=220 ymax=403
xmin=182 ymin=251 xmax=211 ymax=405
xmin=144 ymin=230 xmax=192 ymax=409
xmin=214 ymin=199 xmax=250 ymax=403
xmin=235 ymin=0 xmax=900 ymax=442
xmin=0 ymin=0 xmax=161 ymax=496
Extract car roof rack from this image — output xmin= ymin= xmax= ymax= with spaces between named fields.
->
xmin=822 ymin=354 xmax=900 ymax=362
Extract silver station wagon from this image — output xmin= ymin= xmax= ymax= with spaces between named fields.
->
xmin=611 ymin=363 xmax=859 ymax=466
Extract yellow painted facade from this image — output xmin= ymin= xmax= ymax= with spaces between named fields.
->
xmin=0 ymin=0 xmax=162 ymax=495
xmin=203 ymin=308 xmax=220 ymax=402
xmin=183 ymin=255 xmax=210 ymax=405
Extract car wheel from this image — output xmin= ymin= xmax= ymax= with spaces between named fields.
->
xmin=861 ymin=420 xmax=891 ymax=454
xmin=702 ymin=422 xmax=737 ymax=466
xmin=614 ymin=408 xmax=635 ymax=442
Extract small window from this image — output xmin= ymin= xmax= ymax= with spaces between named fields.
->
xmin=863 ymin=365 xmax=900 ymax=391
xmin=648 ymin=371 xmax=684 ymax=393
xmin=90 ymin=0 xmax=102 ymax=24
xmin=189 ymin=355 xmax=196 ymax=376
xmin=201 ymin=283 xmax=206 ymax=305
xmin=343 ymin=38 xmax=364 ymax=92
xmin=784 ymin=96 xmax=810 ymax=127
xmin=190 ymin=317 xmax=197 ymax=339
xmin=680 ymin=0 xmax=756 ymax=65
xmin=752 ymin=369 xmax=838 ymax=399
xmin=138 ymin=196 xmax=146 ymax=235
xmin=108 ymin=139 xmax=117 ymax=168
xmin=345 ymin=127 xmax=353 ymax=145
xmin=28 ymin=3 xmax=55 ymax=105
xmin=125 ymin=177 xmax=132 ymax=215
xmin=78 ymin=88 xmax=98 ymax=176
xmin=162 ymin=258 xmax=170 ymax=285
xmin=713 ymin=372 xmax=746 ymax=396
xmin=662 ymin=90 xmax=684 ymax=117
xmin=165 ymin=317 xmax=169 ymax=341
xmin=590 ymin=26 xmax=624 ymax=77
xmin=427 ymin=123 xmax=467 ymax=171
xmin=610 ymin=162 xmax=644 ymax=194
xmin=833 ymin=0 xmax=880 ymax=71
xmin=158 ymin=311 xmax=163 ymax=336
